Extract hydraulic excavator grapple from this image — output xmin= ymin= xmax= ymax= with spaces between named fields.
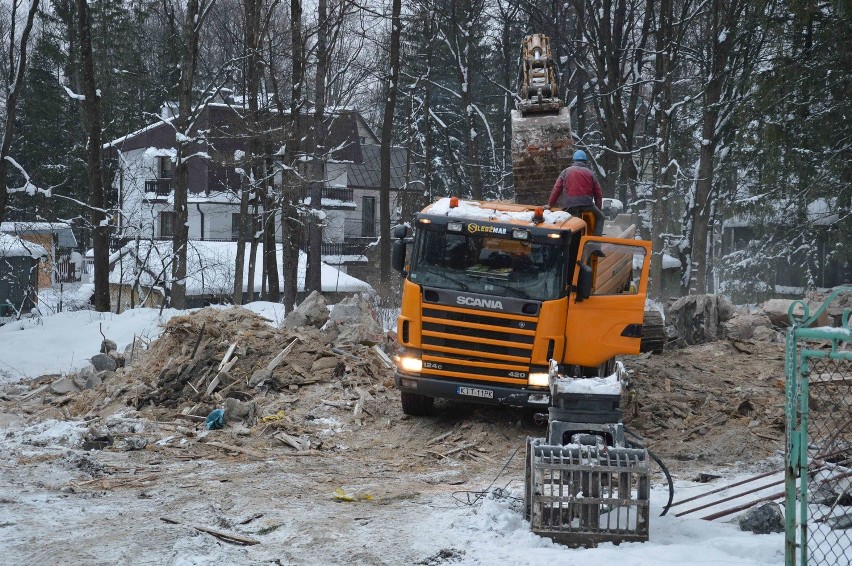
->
xmin=511 ymin=34 xmax=573 ymax=206
xmin=524 ymin=361 xmax=650 ymax=546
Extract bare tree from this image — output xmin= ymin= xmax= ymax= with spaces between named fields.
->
xmin=280 ymin=0 xmax=305 ymax=311
xmin=648 ymin=0 xmax=694 ymax=297
xmin=0 ymin=0 xmax=40 ymax=224
xmin=378 ymin=0 xmax=401 ymax=283
xmin=172 ymin=0 xmax=216 ymax=309
xmin=74 ymin=0 xmax=110 ymax=311
xmin=684 ymin=0 xmax=774 ymax=294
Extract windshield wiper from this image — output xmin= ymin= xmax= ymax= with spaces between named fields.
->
xmin=483 ymin=280 xmax=531 ymax=299
xmin=416 ymin=266 xmax=469 ymax=291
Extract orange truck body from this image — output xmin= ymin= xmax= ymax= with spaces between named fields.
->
xmin=394 ymin=199 xmax=650 ymax=408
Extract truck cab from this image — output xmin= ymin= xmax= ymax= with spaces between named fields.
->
xmin=392 ymin=197 xmax=650 ymax=415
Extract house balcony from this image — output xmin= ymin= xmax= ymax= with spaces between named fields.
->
xmin=297 ymin=186 xmax=354 ymax=204
xmin=145 ymin=178 xmax=173 ymax=197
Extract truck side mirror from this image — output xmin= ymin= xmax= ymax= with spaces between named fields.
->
xmin=392 ymin=224 xmax=409 ymax=239
xmin=576 ymin=262 xmax=592 ymax=301
xmin=392 ymin=239 xmax=407 ymax=274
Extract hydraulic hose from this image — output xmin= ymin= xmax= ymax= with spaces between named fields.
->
xmin=625 ymin=426 xmax=675 ymax=516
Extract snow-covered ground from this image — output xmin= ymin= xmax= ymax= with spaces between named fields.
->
xmin=0 ymin=299 xmax=295 ymax=383
xmin=0 ymin=307 xmax=185 ymax=383
xmin=0 ymin=414 xmax=788 ymax=565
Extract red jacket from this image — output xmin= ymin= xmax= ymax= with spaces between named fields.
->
xmin=548 ymin=164 xmax=603 ymax=209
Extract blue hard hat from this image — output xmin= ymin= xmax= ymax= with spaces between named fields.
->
xmin=573 ymin=149 xmax=587 ymax=161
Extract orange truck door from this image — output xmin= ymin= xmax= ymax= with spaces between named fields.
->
xmin=564 ymin=236 xmax=651 ymax=367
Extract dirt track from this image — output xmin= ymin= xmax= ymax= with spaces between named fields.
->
xmin=0 ymin=322 xmax=792 ymax=564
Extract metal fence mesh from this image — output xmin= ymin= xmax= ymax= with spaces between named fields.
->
xmin=803 ymin=356 xmax=852 ymax=566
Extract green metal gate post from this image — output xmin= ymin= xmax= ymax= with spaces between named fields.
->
xmin=784 ymin=286 xmax=852 ymax=566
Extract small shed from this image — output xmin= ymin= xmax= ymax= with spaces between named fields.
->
xmin=0 ymin=221 xmax=78 ymax=287
xmin=0 ymin=233 xmax=48 ymax=316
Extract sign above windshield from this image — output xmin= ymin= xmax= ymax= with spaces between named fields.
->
xmin=466 ymin=223 xmax=508 ymax=235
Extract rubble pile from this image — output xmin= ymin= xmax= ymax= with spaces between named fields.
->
xmin=34 ymin=294 xmax=399 ymax=454
xmin=624 ymin=339 xmax=788 ymax=469
xmin=664 ymin=287 xmax=850 ymax=348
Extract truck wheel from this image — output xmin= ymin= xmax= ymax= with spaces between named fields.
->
xmin=400 ymin=391 xmax=434 ymax=416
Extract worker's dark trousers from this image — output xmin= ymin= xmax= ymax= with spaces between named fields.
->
xmin=567 ymin=205 xmax=605 ymax=236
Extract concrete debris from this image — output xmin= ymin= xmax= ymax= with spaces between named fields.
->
xmin=761 ymin=298 xmax=830 ymax=328
xmin=283 ymin=291 xmax=329 ymax=329
xmin=91 ymin=353 xmax=118 ymax=373
xmin=50 ymin=376 xmax=80 ymax=395
xmin=666 ymin=295 xmax=735 ymax=347
xmin=326 ymin=295 xmax=384 ymax=345
xmin=737 ymin=502 xmax=784 ymax=534
xmin=121 ymin=437 xmax=148 ymax=451
xmin=223 ymin=397 xmax=257 ymax=426
xmin=722 ymin=312 xmax=773 ymax=341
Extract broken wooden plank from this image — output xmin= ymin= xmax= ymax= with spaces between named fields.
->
xmin=190 ymin=323 xmax=206 ymax=359
xmin=372 ymin=345 xmax=394 ymax=369
xmin=203 ymin=441 xmax=266 ymax=460
xmin=267 ymin=339 xmax=298 ymax=371
xmin=275 ymin=432 xmax=309 ymax=451
xmin=426 ymin=430 xmax=453 ymax=446
xmin=160 ymin=517 xmax=260 ymax=546
xmin=218 ymin=343 xmax=238 ymax=371
xmin=193 ymin=525 xmax=260 ymax=546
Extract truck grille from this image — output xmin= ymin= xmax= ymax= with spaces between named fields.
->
xmin=420 ymin=305 xmax=537 ymax=383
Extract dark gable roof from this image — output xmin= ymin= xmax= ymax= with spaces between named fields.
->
xmin=105 ymin=105 xmax=363 ymax=164
xmin=348 ymin=144 xmax=408 ymax=190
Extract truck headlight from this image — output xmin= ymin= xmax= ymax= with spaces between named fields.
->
xmin=528 ymin=372 xmax=549 ymax=387
xmin=396 ymin=352 xmax=422 ymax=373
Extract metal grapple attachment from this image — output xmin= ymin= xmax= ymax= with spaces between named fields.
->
xmin=524 ymin=362 xmax=651 ymax=546
xmin=525 ymin=439 xmax=650 ymax=546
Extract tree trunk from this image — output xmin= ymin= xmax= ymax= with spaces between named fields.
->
xmin=0 ymin=0 xmax=40 ymax=224
xmin=379 ymin=0 xmax=401 ymax=284
xmin=649 ymin=0 xmax=676 ymax=299
xmin=233 ymin=173 xmax=249 ymax=304
xmin=306 ymin=0 xmax=328 ymax=294
xmin=76 ymin=0 xmax=110 ymax=312
xmin=171 ymin=0 xmax=204 ymax=309
xmin=689 ymin=0 xmax=727 ymax=295
xmin=263 ymin=157 xmax=280 ymax=300
xmin=247 ymin=197 xmax=259 ymax=301
xmin=422 ymin=9 xmax=433 ymax=201
xmin=281 ymin=0 xmax=304 ymax=311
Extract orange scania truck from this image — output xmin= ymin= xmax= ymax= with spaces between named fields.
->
xmin=390 ymin=196 xmax=650 ymax=415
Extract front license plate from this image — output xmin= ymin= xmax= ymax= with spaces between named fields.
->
xmin=457 ymin=386 xmax=494 ymax=399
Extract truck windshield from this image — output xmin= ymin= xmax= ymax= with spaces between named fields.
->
xmin=409 ymin=229 xmax=566 ymax=301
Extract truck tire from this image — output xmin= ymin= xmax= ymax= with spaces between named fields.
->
xmin=400 ymin=391 xmax=434 ymax=416
xmin=640 ymin=309 xmax=667 ymax=354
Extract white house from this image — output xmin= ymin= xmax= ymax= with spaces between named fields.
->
xmin=104 ymin=102 xmax=417 ymax=286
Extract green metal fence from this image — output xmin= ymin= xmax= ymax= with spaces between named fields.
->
xmin=785 ymin=286 xmax=852 ymax=566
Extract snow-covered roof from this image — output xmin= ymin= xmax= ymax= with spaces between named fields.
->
xmin=723 ymin=196 xmax=845 ymax=228
xmin=663 ymin=254 xmax=682 ymax=270
xmin=109 ymin=240 xmax=372 ymax=296
xmin=1 ymin=221 xmax=77 ymax=248
xmin=0 ymin=233 xmax=48 ymax=259
xmin=300 ymin=197 xmax=357 ymax=209
xmin=104 ymin=117 xmax=176 ymax=149
xmin=426 ymin=197 xmax=573 ymax=226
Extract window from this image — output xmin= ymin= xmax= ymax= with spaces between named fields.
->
xmin=160 ymin=211 xmax=175 ymax=238
xmin=579 ymin=241 xmax=646 ymax=296
xmin=362 ymin=196 xmax=376 ymax=237
xmin=231 ymin=213 xmax=241 ymax=241
xmin=410 ymin=230 xmax=567 ymax=302
xmin=158 ymin=156 xmax=172 ymax=179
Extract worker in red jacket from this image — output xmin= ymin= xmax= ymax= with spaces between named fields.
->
xmin=548 ymin=149 xmax=604 ymax=235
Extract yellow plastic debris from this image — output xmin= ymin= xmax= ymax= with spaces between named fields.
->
xmin=259 ymin=410 xmax=286 ymax=423
xmin=333 ymin=488 xmax=372 ymax=502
